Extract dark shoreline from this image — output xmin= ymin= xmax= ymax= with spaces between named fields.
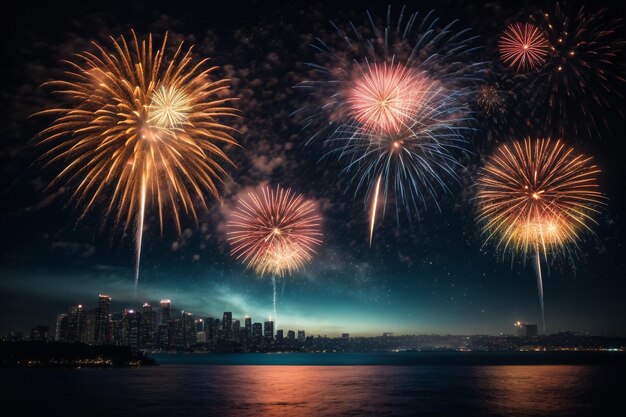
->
xmin=0 ymin=341 xmax=157 ymax=368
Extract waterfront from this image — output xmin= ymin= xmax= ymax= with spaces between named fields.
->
xmin=4 ymin=352 xmax=625 ymax=416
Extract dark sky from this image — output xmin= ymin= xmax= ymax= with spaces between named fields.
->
xmin=1 ymin=0 xmax=625 ymax=337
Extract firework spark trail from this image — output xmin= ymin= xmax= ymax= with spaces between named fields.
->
xmin=476 ymin=138 xmax=603 ymax=332
xmin=134 ymin=178 xmax=147 ymax=297
xmin=36 ymin=32 xmax=238 ymax=291
xmin=299 ymin=8 xmax=483 ymax=242
xmin=271 ymin=276 xmax=278 ymax=329
xmin=534 ymin=247 xmax=546 ymax=334
xmin=369 ymin=175 xmax=382 ymax=246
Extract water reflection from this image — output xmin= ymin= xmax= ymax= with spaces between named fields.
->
xmin=479 ymin=366 xmax=587 ymax=417
xmin=5 ymin=364 xmax=621 ymax=417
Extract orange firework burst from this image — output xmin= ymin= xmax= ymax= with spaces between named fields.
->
xmin=227 ymin=186 xmax=322 ymax=277
xmin=347 ymin=63 xmax=427 ymax=135
xmin=476 ymin=138 xmax=603 ymax=332
xmin=476 ymin=138 xmax=602 ymax=257
xmin=36 ymin=31 xmax=238 ymax=292
xmin=498 ymin=23 xmax=549 ymax=72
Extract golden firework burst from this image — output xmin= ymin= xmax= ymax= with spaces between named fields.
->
xmin=36 ymin=31 xmax=239 ymax=291
xmin=476 ymin=138 xmax=603 ymax=258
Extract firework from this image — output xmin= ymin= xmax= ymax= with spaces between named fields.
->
xmin=347 ymin=63 xmax=426 ymax=135
xmin=498 ymin=23 xmax=549 ymax=72
xmin=527 ymin=4 xmax=626 ymax=137
xmin=476 ymin=138 xmax=603 ymax=331
xmin=299 ymin=7 xmax=483 ymax=244
xmin=227 ymin=186 xmax=322 ymax=277
xmin=36 ymin=32 xmax=238 ymax=292
xmin=227 ymin=186 xmax=322 ymax=322
xmin=476 ymin=84 xmax=506 ymax=116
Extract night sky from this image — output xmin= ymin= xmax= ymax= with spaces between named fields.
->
xmin=1 ymin=0 xmax=625 ymax=337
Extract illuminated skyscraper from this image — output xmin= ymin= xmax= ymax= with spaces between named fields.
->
xmin=222 ymin=312 xmax=233 ymax=341
xmin=182 ymin=311 xmax=196 ymax=348
xmin=95 ymin=294 xmax=111 ymax=344
xmin=160 ymin=299 xmax=171 ymax=324
xmin=66 ymin=304 xmax=86 ymax=343
xmin=124 ymin=309 xmax=141 ymax=350
xmin=110 ymin=313 xmax=124 ymax=345
xmin=244 ymin=316 xmax=252 ymax=340
xmin=157 ymin=324 xmax=169 ymax=349
xmin=55 ymin=313 xmax=68 ymax=342
xmin=141 ymin=303 xmax=156 ymax=348
xmin=83 ymin=308 xmax=97 ymax=344
xmin=232 ymin=319 xmax=241 ymax=343
xmin=252 ymin=322 xmax=263 ymax=339
xmin=204 ymin=318 xmax=219 ymax=345
xmin=264 ymin=320 xmax=274 ymax=340
xmin=297 ymin=330 xmax=305 ymax=343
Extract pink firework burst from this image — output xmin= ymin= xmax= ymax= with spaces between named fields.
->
xmin=347 ymin=63 xmax=428 ymax=134
xmin=227 ymin=186 xmax=323 ymax=277
xmin=498 ymin=23 xmax=549 ymax=72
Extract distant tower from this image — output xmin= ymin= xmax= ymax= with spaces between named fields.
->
xmin=297 ymin=330 xmax=305 ymax=343
xmin=67 ymin=304 xmax=86 ymax=343
xmin=244 ymin=316 xmax=252 ymax=340
xmin=276 ymin=329 xmax=284 ymax=341
xmin=55 ymin=313 xmax=68 ymax=342
xmin=222 ymin=312 xmax=233 ymax=341
xmin=264 ymin=320 xmax=274 ymax=340
xmin=95 ymin=294 xmax=111 ymax=344
xmin=123 ymin=309 xmax=141 ymax=350
xmin=182 ymin=311 xmax=196 ymax=348
xmin=159 ymin=299 xmax=171 ymax=324
xmin=109 ymin=313 xmax=124 ymax=345
xmin=141 ymin=303 xmax=155 ymax=348
xmin=252 ymin=322 xmax=263 ymax=339
xmin=232 ymin=319 xmax=241 ymax=342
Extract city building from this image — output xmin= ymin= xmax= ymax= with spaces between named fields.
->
xmin=298 ymin=330 xmax=305 ymax=343
xmin=287 ymin=330 xmax=295 ymax=341
xmin=222 ymin=312 xmax=233 ymax=341
xmin=204 ymin=318 xmax=219 ymax=345
xmin=342 ymin=333 xmax=350 ymax=342
xmin=83 ymin=308 xmax=97 ymax=344
xmin=109 ymin=313 xmax=124 ymax=345
xmin=252 ymin=322 xmax=263 ymax=339
xmin=182 ymin=311 xmax=196 ymax=348
xmin=141 ymin=303 xmax=156 ymax=348
xmin=264 ymin=321 xmax=274 ymax=340
xmin=244 ymin=316 xmax=252 ymax=340
xmin=157 ymin=323 xmax=169 ymax=349
xmin=515 ymin=321 xmax=539 ymax=338
xmin=95 ymin=294 xmax=111 ymax=344
xmin=232 ymin=320 xmax=241 ymax=343
xmin=55 ymin=313 xmax=68 ymax=342
xmin=159 ymin=299 xmax=171 ymax=324
xmin=123 ymin=309 xmax=141 ymax=350
xmin=66 ymin=304 xmax=86 ymax=343
xmin=276 ymin=330 xmax=284 ymax=341
xmin=30 ymin=325 xmax=49 ymax=341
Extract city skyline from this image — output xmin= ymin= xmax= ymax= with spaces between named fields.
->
xmin=3 ymin=292 xmax=578 ymax=340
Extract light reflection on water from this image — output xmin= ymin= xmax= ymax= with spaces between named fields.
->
xmin=4 ymin=365 xmax=624 ymax=416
